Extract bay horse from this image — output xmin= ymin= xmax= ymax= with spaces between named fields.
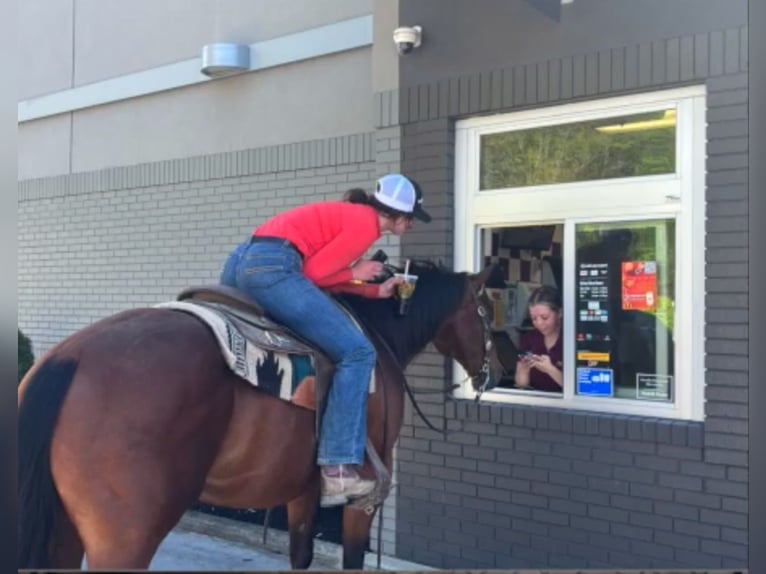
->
xmin=18 ymin=261 xmax=503 ymax=570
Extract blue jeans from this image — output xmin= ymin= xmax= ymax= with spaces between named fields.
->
xmin=220 ymin=239 xmax=376 ymax=466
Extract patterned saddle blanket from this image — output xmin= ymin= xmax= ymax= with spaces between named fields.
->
xmin=154 ymin=286 xmax=374 ymax=405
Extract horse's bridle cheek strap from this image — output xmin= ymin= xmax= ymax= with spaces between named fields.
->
xmin=470 ymin=287 xmax=494 ymax=401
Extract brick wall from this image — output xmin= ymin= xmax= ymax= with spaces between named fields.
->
xmin=19 ymin=133 xmax=382 ymax=354
xmin=391 ymin=27 xmax=749 ymax=571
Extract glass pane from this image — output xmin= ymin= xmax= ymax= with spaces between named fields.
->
xmin=480 ymin=109 xmax=676 ymax=190
xmin=574 ymin=219 xmax=675 ymax=402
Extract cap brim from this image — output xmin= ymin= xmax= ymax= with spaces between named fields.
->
xmin=412 ymin=205 xmax=431 ymax=223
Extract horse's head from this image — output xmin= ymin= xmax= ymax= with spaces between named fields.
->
xmin=432 ymin=265 xmax=505 ymax=396
xmin=338 ymin=261 xmax=505 ymax=397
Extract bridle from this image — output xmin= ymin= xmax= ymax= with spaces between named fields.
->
xmin=468 ymin=285 xmax=496 ymax=402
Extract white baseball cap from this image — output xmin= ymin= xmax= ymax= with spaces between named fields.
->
xmin=374 ymin=174 xmax=432 ymax=222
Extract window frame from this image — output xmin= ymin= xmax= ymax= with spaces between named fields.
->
xmin=453 ymin=86 xmax=706 ymax=421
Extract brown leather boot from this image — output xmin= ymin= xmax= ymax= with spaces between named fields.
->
xmin=320 ymin=464 xmax=375 ymax=507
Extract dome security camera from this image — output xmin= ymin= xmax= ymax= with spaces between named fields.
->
xmin=393 ymin=26 xmax=422 ymax=55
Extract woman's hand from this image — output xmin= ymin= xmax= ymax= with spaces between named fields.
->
xmin=377 ymin=275 xmax=405 ymax=298
xmin=352 ymin=260 xmax=384 ymax=282
xmin=528 ymin=353 xmax=554 ymax=374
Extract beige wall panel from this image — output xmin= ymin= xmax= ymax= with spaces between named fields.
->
xmin=18 ymin=114 xmax=72 ymax=180
xmin=74 ymin=0 xmax=371 ymax=85
xmin=19 ymin=0 xmax=74 ymax=99
xmin=71 ymin=49 xmax=372 ymax=173
xmin=372 ymin=0 xmax=399 ymax=93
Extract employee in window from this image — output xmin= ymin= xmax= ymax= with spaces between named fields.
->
xmin=514 ymin=285 xmax=563 ymax=392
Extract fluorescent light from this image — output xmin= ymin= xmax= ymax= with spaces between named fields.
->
xmin=595 ymin=109 xmax=676 ymax=134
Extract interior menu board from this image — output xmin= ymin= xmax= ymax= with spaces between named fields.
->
xmin=575 ymin=262 xmax=614 ymax=396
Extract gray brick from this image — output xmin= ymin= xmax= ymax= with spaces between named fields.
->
xmin=495 ymin=476 xmax=531 ymax=492
xmin=476 ymin=486 xmax=511 ymax=502
xmin=700 ymin=508 xmax=747 ymax=530
xmin=570 ymin=486 xmax=610 ymax=506
xmin=589 ymin=504 xmax=629 ymax=524
xmin=511 ymin=491 xmax=548 ymax=509
xmin=571 ymin=515 xmax=610 ymax=534
xmin=721 ymin=526 xmax=747 ymax=545
xmin=700 ymin=539 xmax=747 ymax=560
xmin=549 ymin=524 xmax=588 ymax=545
xmin=675 ymin=489 xmax=721 ymax=509
xmin=512 ymin=517 xmax=549 ymax=537
xmin=612 ymin=522 xmax=653 ymax=541
xmin=574 ymin=459 xmax=613 ymax=478
xmin=533 ymin=455 xmax=572 ymax=472
xmin=674 ymin=518 xmax=720 ymax=539
xmin=727 ymin=467 xmax=748 ymax=482
xmin=548 ymin=470 xmax=588 ymax=489
xmin=532 ymin=508 xmax=569 ymax=526
xmin=721 ymin=496 xmax=748 ymax=514
xmin=654 ymin=501 xmax=700 ymax=521
xmin=657 ymin=444 xmax=703 ymax=461
xmin=610 ymin=494 xmax=647 ymax=512
xmin=630 ymin=511 xmax=673 ymax=531
xmin=444 ymin=455 xmax=477 ymax=471
xmin=531 ymin=482 xmax=569 ymax=500
xmin=591 ymin=448 xmax=632 ymax=466
xmin=630 ymin=539 xmax=674 ymax=560
xmin=704 ymin=432 xmax=748 ymax=451
xmin=674 ymin=548 xmax=723 ymax=567
xmin=630 ymin=483 xmax=673 ymax=502
xmin=635 ymin=454 xmax=679 ymax=473
xmin=704 ymin=448 xmax=747 ymax=466
xmin=615 ymin=465 xmax=653 ymax=484
xmin=657 ymin=473 xmax=703 ymax=491
xmin=512 ymin=465 xmax=548 ymax=482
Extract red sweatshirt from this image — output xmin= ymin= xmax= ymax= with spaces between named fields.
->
xmin=254 ymin=201 xmax=382 ymax=298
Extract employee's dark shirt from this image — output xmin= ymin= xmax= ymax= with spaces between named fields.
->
xmin=519 ymin=330 xmax=563 ymax=393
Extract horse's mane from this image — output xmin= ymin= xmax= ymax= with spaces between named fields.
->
xmin=336 ymin=261 xmax=469 ymax=366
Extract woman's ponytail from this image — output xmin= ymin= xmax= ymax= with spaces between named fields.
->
xmin=344 ymin=188 xmax=372 ymax=205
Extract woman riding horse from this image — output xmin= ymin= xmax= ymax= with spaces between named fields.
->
xmin=219 ymin=174 xmax=431 ymax=507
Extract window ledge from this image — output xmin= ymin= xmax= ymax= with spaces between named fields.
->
xmin=446 ymin=397 xmax=703 ymax=448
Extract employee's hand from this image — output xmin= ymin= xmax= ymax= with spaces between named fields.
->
xmin=529 ymin=354 xmax=554 ymax=374
xmin=352 ymin=260 xmax=384 ymax=282
xmin=377 ymin=275 xmax=405 ymax=299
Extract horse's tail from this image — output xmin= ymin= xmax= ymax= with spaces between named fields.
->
xmin=18 ymin=357 xmax=79 ymax=569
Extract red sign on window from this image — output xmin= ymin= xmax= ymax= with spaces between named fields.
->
xmin=621 ymin=261 xmax=657 ymax=311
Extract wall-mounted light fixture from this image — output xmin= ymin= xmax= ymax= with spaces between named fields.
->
xmin=200 ymin=43 xmax=251 ymax=78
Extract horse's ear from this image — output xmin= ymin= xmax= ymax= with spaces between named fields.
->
xmin=470 ymin=264 xmax=497 ymax=294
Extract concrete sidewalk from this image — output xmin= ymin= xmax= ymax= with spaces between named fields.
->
xmin=174 ymin=510 xmax=432 ymax=571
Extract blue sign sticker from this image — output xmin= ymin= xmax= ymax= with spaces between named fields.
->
xmin=576 ymin=367 xmax=614 ymax=397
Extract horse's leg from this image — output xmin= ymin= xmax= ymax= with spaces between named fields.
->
xmin=341 ymin=507 xmax=376 ymax=569
xmin=286 ymin=477 xmax=321 ymax=569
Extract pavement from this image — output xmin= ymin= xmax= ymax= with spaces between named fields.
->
xmin=142 ymin=510 xmax=432 ymax=571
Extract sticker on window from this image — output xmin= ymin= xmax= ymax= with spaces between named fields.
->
xmin=622 ymin=261 xmax=658 ymax=311
xmin=576 ymin=367 xmax=614 ymax=397
xmin=636 ymin=373 xmax=673 ymax=401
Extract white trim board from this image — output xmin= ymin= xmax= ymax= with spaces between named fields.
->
xmin=18 ymin=15 xmax=373 ymax=123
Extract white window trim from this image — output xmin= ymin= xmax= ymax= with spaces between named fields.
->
xmin=454 ymin=86 xmax=706 ymax=421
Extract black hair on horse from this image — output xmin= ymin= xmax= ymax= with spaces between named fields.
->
xmin=337 ymin=261 xmax=469 ymax=366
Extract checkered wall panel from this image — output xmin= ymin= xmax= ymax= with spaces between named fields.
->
xmin=483 ymin=224 xmax=563 ymax=284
